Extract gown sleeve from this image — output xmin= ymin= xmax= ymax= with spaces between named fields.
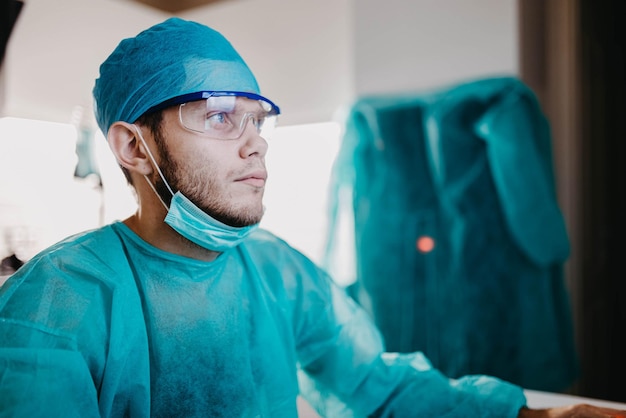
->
xmin=0 ymin=252 xmax=102 ymax=418
xmin=0 ymin=346 xmax=100 ymax=418
xmin=292 ymin=260 xmax=527 ymax=418
xmin=0 ymin=226 xmax=144 ymax=418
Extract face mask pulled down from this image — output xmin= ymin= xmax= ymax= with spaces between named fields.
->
xmin=133 ymin=125 xmax=258 ymax=252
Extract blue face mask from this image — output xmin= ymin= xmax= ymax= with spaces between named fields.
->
xmin=164 ymin=191 xmax=258 ymax=252
xmin=134 ymin=125 xmax=258 ymax=252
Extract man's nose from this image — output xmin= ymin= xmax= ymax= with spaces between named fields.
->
xmin=239 ymin=117 xmax=268 ymax=158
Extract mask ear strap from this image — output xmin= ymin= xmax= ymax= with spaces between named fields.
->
xmin=143 ymin=174 xmax=169 ymax=211
xmin=132 ymin=124 xmax=176 ymax=210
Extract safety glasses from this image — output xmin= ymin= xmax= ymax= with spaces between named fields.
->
xmin=146 ymin=91 xmax=281 ymax=140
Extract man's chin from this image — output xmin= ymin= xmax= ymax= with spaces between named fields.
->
xmin=210 ymin=206 xmax=264 ymax=228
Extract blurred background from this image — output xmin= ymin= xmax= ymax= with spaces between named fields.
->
xmin=1 ymin=0 xmax=624 ymax=403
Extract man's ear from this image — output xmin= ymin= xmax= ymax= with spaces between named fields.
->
xmin=107 ymin=122 xmax=153 ymax=175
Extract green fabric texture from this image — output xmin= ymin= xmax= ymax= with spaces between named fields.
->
xmin=325 ymin=76 xmax=578 ymax=392
xmin=1 ymin=222 xmax=526 ymax=417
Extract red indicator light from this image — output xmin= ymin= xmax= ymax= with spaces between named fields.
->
xmin=416 ymin=236 xmax=435 ymax=253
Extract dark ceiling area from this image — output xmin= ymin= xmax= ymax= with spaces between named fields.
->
xmin=0 ymin=0 xmax=23 ymax=67
xmin=127 ymin=0 xmax=229 ymax=13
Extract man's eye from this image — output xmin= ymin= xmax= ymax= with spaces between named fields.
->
xmin=253 ymin=113 xmax=269 ymax=128
xmin=206 ymin=112 xmax=230 ymax=130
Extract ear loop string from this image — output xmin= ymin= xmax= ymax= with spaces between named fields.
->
xmin=132 ymin=124 xmax=175 ymax=212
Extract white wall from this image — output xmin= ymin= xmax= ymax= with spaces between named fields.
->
xmin=2 ymin=0 xmax=353 ymax=127
xmin=2 ymin=0 xmax=168 ymax=124
xmin=2 ymin=0 xmax=516 ymax=128
xmin=354 ymin=0 xmax=518 ymax=95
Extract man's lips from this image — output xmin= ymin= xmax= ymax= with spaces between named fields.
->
xmin=235 ymin=171 xmax=267 ymax=187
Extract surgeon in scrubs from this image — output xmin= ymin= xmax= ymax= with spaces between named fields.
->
xmin=0 ymin=17 xmax=624 ymax=418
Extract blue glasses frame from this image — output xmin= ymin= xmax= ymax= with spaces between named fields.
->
xmin=145 ymin=91 xmax=281 ymax=116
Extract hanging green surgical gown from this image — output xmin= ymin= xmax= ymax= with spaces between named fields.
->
xmin=325 ymin=77 xmax=577 ymax=392
xmin=0 ymin=222 xmax=526 ymax=417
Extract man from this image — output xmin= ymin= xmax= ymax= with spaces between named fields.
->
xmin=0 ymin=17 xmax=624 ymax=418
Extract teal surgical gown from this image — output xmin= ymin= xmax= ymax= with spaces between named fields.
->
xmin=325 ymin=77 xmax=577 ymax=392
xmin=0 ymin=222 xmax=527 ymax=417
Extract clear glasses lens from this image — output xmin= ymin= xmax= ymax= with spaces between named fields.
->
xmin=179 ymin=96 xmax=278 ymax=140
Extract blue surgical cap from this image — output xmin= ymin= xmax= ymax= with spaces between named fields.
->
xmin=93 ymin=17 xmax=260 ymax=137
